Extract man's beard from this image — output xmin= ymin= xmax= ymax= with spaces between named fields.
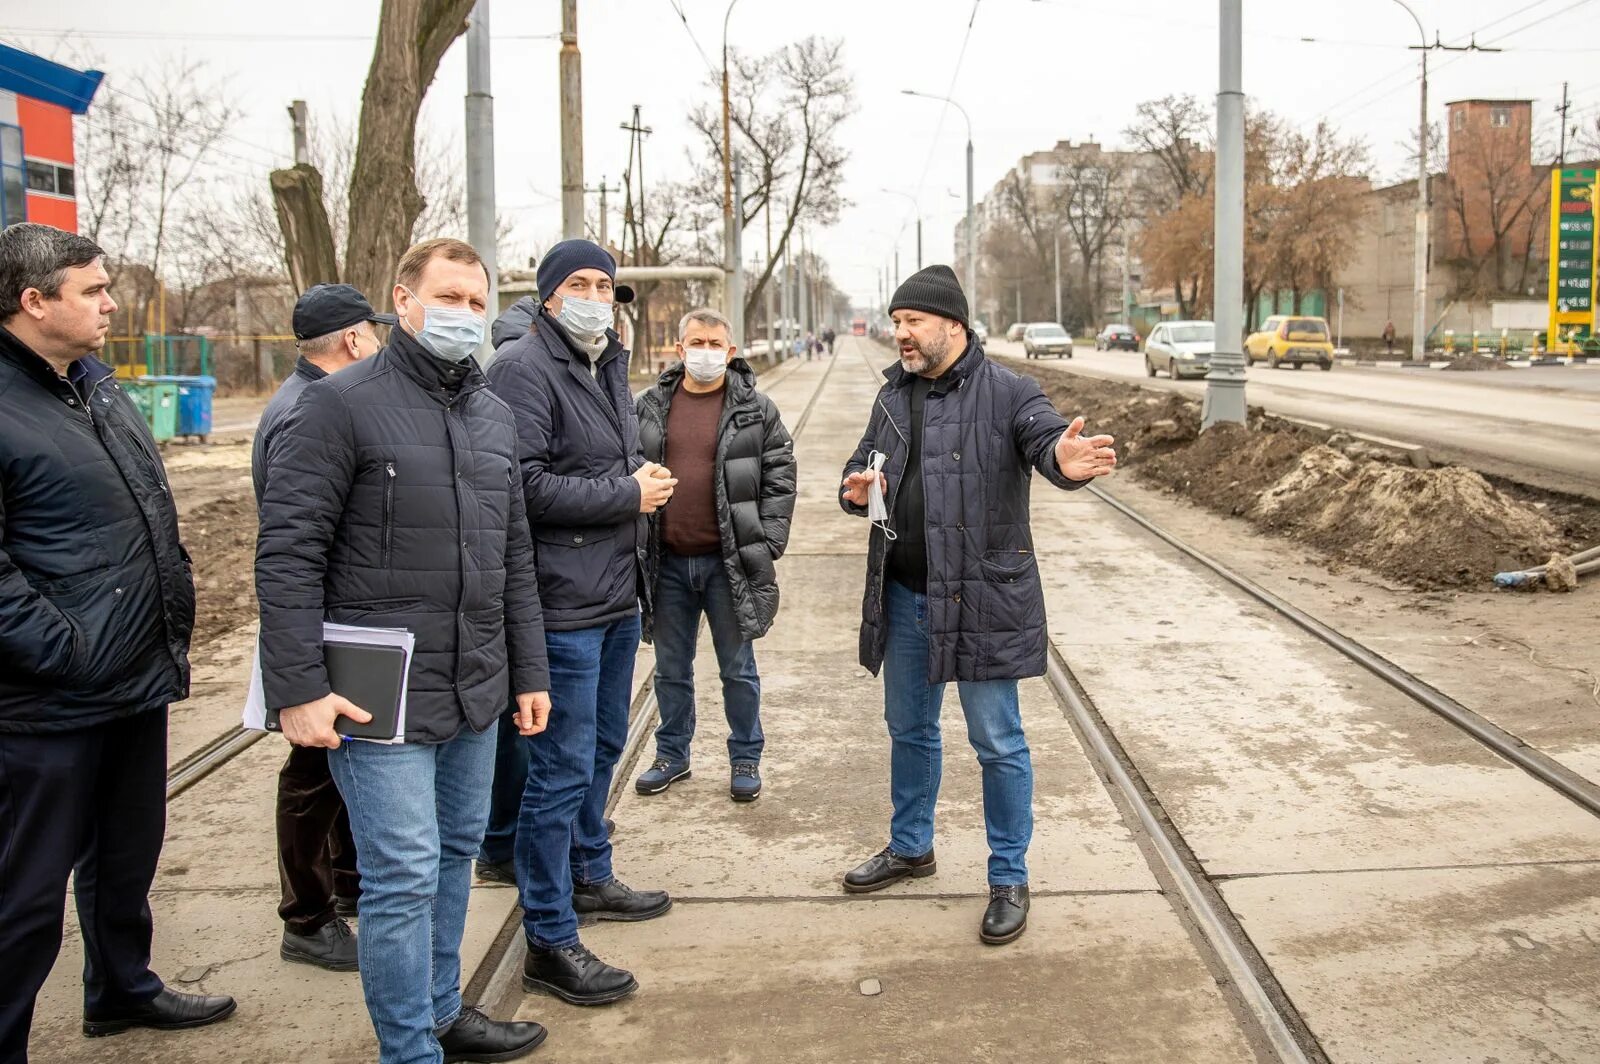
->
xmin=898 ymin=332 xmax=950 ymax=376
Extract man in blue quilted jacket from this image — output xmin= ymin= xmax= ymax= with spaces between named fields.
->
xmin=838 ymin=265 xmax=1117 ymax=945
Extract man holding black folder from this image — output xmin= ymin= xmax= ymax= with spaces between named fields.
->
xmin=256 ymin=238 xmax=552 ymax=1064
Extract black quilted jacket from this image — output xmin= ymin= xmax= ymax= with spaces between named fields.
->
xmin=635 ymin=360 xmax=797 ymax=643
xmin=255 ymin=330 xmax=548 ymax=743
xmin=841 ymin=340 xmax=1085 ymax=683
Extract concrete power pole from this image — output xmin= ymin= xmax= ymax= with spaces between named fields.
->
xmin=1053 ymin=231 xmax=1062 ymax=326
xmin=287 ymin=100 xmax=310 ymax=165
xmin=465 ymin=1 xmax=498 ymax=354
xmin=729 ymin=161 xmax=746 ymax=349
xmin=559 ymin=0 xmax=583 ymax=240
xmin=1203 ymin=0 xmax=1247 ymax=429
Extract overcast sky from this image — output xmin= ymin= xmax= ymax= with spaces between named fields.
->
xmin=5 ymin=0 xmax=1599 ymax=306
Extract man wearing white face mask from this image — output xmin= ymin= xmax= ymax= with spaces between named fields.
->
xmin=485 ymin=239 xmax=676 ymax=1007
xmin=634 ymin=309 xmax=796 ymax=802
xmin=257 ymin=238 xmax=553 ymax=1064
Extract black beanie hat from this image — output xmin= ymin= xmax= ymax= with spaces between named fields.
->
xmin=888 ymin=264 xmax=968 ymax=328
xmin=536 ymin=239 xmax=635 ymax=304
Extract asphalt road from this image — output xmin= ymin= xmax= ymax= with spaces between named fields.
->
xmin=990 ymin=339 xmax=1600 ymax=499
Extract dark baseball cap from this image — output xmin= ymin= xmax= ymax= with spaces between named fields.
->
xmin=292 ymin=283 xmax=398 ymax=341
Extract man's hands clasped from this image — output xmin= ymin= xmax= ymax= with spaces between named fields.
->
xmin=635 ymin=461 xmax=677 ymax=513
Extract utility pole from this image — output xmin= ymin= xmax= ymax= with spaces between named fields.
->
xmin=559 ymin=0 xmax=583 ymax=240
xmin=915 ymin=217 xmax=923 ymax=271
xmin=1053 ymin=231 xmax=1062 ymax=325
xmin=1394 ymin=5 xmax=1501 ymax=360
xmin=764 ymin=199 xmax=776 ymax=361
xmin=901 ymin=90 xmax=976 ymax=313
xmin=1557 ymin=81 xmax=1571 ymax=165
xmin=721 ymin=0 xmax=743 ymax=347
xmin=1203 ymin=0 xmax=1247 ymax=429
xmin=287 ymin=100 xmax=310 ymax=165
xmin=729 ymin=160 xmax=746 ymax=349
xmin=584 ymin=176 xmax=620 ymax=248
xmin=465 ymin=1 xmax=497 ymax=354
xmin=799 ymin=230 xmax=811 ymax=338
xmin=1120 ymin=237 xmax=1132 ymax=325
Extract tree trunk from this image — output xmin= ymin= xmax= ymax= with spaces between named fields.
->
xmin=270 ymin=165 xmax=340 ymax=291
xmin=344 ymin=0 xmax=475 ymax=312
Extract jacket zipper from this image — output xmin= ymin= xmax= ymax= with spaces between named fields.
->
xmin=382 ymin=462 xmax=396 ymax=566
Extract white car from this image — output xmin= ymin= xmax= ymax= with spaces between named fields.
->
xmin=1022 ymin=322 xmax=1073 ymax=359
xmin=971 ymin=319 xmax=989 ymax=344
xmin=1144 ymin=321 xmax=1215 ymax=380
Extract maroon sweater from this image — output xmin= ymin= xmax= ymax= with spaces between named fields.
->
xmin=661 ymin=381 xmax=724 ymax=556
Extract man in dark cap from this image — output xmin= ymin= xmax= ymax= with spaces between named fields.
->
xmin=837 ymin=265 xmax=1117 ymax=946
xmin=251 ymin=282 xmax=393 ymax=973
xmin=486 ymin=238 xmax=673 ymax=1007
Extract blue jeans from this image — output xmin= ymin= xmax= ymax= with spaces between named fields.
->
xmin=479 ymin=708 xmax=529 ymax=865
xmin=327 ymin=723 xmax=497 ymax=1064
xmin=882 ymin=580 xmax=1033 ymax=885
xmin=652 ymin=550 xmax=764 ymax=765
xmin=517 ymin=612 xmax=640 ymax=948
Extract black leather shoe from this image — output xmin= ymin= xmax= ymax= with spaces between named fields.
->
xmin=282 ymin=917 xmax=359 ymax=972
xmin=522 ymin=941 xmax=638 ymax=1006
xmin=572 ymin=877 xmax=671 ymax=922
xmin=334 ymin=893 xmax=360 ymax=919
xmin=605 ymin=817 xmax=616 ymax=838
xmin=438 ymin=1004 xmax=547 ymax=1062
xmin=980 ymin=883 xmax=1030 ymax=945
xmin=842 ymin=846 xmax=937 ymax=893
xmin=476 ymin=858 xmax=517 ymax=886
xmin=83 ymin=987 xmax=237 ymax=1037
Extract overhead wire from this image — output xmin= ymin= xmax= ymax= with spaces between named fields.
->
xmin=900 ymin=0 xmax=982 ymax=254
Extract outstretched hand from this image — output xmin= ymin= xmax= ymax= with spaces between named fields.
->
xmin=1055 ymin=416 xmax=1116 ymax=481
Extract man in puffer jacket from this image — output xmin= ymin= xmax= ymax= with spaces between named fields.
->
xmin=485 ymin=239 xmax=675 ymax=1008
xmin=634 ymin=307 xmax=796 ymax=803
xmin=837 ymin=265 xmax=1117 ymax=947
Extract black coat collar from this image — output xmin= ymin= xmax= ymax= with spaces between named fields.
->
xmin=385 ymin=327 xmax=486 ymax=399
xmin=0 ymin=325 xmax=113 ymax=396
xmin=650 ymin=357 xmax=755 ymax=408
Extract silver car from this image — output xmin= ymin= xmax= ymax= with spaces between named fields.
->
xmin=1023 ymin=322 xmax=1073 ymax=359
xmin=1144 ymin=321 xmax=1215 ymax=380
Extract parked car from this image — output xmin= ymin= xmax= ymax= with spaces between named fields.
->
xmin=1096 ymin=323 xmax=1140 ymax=351
xmin=1144 ymin=321 xmax=1215 ymax=380
xmin=1022 ymin=322 xmax=1074 ymax=359
xmin=1245 ymin=315 xmax=1335 ymax=370
xmin=1006 ymin=322 xmax=1032 ymax=342
xmin=971 ymin=319 xmax=989 ymax=344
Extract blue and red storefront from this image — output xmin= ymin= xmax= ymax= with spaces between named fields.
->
xmin=0 ymin=43 xmax=102 ymax=232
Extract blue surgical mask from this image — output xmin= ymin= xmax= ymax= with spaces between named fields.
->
xmin=556 ymin=294 xmax=615 ymax=340
xmin=400 ymin=285 xmax=484 ymax=363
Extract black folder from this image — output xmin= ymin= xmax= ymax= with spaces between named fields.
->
xmin=266 ymin=640 xmax=408 ymax=741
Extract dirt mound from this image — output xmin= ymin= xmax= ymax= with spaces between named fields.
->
xmin=1019 ymin=364 xmax=1591 ymax=589
xmin=182 ymin=494 xmax=259 ymax=646
xmin=1442 ymin=355 xmax=1514 ymax=372
xmin=1250 ymin=448 xmax=1561 ymax=586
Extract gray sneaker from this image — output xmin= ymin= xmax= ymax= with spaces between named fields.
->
xmin=635 ymin=757 xmax=691 ymax=795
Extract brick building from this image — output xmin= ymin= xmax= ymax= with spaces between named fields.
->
xmin=0 ymin=43 xmax=102 ymax=232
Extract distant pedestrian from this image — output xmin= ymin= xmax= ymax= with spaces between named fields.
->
xmin=634 ymin=308 xmax=797 ymax=803
xmin=1382 ymin=320 xmax=1396 ymax=356
xmin=838 ymin=265 xmax=1117 ymax=947
xmin=252 ymin=283 xmax=393 ymax=975
xmin=257 ymin=237 xmax=552 ymax=1064
xmin=486 ymin=239 xmax=674 ymax=1008
xmin=0 ymin=223 xmax=236 ymax=1059
xmin=823 ymin=326 xmax=837 ymax=354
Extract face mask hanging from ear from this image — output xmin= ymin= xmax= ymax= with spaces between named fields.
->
xmin=867 ymin=450 xmax=896 ymax=542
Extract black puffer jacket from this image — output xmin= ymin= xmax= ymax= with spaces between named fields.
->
xmin=485 ymin=309 xmax=645 ymax=631
xmin=255 ymin=330 xmax=548 ymax=743
xmin=841 ymin=340 xmax=1083 ymax=683
xmin=0 ymin=327 xmax=194 ymax=732
xmin=636 ymin=360 xmax=797 ymax=642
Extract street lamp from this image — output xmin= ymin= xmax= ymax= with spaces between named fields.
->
xmin=879 ymin=188 xmax=922 ymax=271
xmin=902 ymin=89 xmax=975 ymax=314
xmin=721 ymin=0 xmax=744 ymax=345
xmin=1392 ymin=0 xmax=1429 ymax=362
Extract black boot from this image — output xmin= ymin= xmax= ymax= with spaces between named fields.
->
xmin=281 ymin=917 xmax=359 ymax=972
xmin=82 ymin=987 xmax=237 ymax=1037
xmin=476 ymin=857 xmax=517 ymax=886
xmin=437 ymin=1005 xmax=547 ymax=1062
xmin=572 ymin=877 xmax=671 ymax=922
xmin=522 ymin=941 xmax=638 ymax=1006
xmin=980 ymin=883 xmax=1030 ymax=945
xmin=842 ymin=846 xmax=937 ymax=893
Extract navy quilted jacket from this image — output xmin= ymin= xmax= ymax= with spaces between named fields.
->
xmin=841 ymin=340 xmax=1084 ymax=683
xmin=255 ymin=330 xmax=548 ymax=743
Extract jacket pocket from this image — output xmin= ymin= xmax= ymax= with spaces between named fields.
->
xmin=979 ymin=549 xmax=1036 ymax=583
xmin=381 ymin=461 xmax=397 ymax=567
xmin=532 ymin=525 xmax=620 ymax=609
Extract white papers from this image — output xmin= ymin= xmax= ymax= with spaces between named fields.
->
xmin=243 ymin=622 xmax=415 ymax=744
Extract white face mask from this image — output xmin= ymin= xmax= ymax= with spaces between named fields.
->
xmin=683 ymin=347 xmax=728 ymax=383
xmin=555 ymin=294 xmax=615 ymax=340
xmin=866 ymin=450 xmax=896 ymax=541
xmin=399 ymin=285 xmax=484 ymax=363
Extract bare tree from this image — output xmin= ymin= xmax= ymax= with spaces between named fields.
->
xmin=686 ymin=36 xmax=854 ymax=325
xmin=1124 ymin=95 xmax=1212 ymax=213
xmin=1438 ymin=122 xmax=1549 ymax=299
xmin=1052 ymin=154 xmax=1131 ymax=328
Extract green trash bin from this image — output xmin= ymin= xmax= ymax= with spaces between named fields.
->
xmin=126 ymin=378 xmax=179 ymax=442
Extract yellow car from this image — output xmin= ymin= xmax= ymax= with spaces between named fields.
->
xmin=1245 ymin=315 xmax=1334 ymax=371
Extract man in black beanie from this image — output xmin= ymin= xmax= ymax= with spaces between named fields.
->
xmin=837 ymin=264 xmax=1117 ymax=945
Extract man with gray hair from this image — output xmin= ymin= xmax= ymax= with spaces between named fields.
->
xmin=251 ymin=282 xmax=392 ymax=974
xmin=634 ymin=307 xmax=797 ymax=802
xmin=0 ymin=223 xmax=235 ymax=1058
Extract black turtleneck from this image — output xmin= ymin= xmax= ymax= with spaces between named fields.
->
xmin=389 ymin=327 xmax=473 ymax=397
